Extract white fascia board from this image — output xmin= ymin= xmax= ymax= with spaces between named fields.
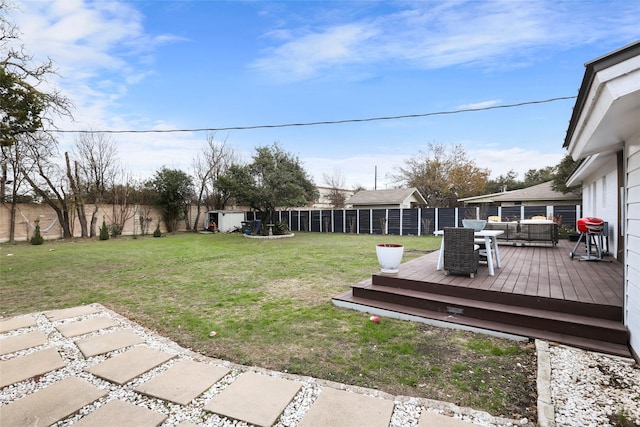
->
xmin=568 ymin=57 xmax=640 ymax=160
xmin=566 ymin=151 xmax=616 ymax=187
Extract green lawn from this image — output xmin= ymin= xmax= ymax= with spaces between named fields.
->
xmin=0 ymin=232 xmax=536 ymax=420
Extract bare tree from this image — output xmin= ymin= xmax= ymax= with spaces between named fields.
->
xmin=191 ymin=133 xmax=237 ymax=230
xmin=106 ymin=167 xmax=135 ymax=237
xmin=73 ymin=132 xmax=118 ymax=237
xmin=65 ymin=151 xmax=88 ymax=237
xmin=19 ymin=132 xmax=74 ymax=238
xmin=130 ymin=179 xmax=155 ymax=235
xmin=1 ymin=138 xmax=33 ymax=241
xmin=323 ymin=168 xmax=347 ymax=208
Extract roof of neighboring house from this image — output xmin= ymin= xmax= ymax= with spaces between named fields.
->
xmin=459 ymin=181 xmax=581 ymax=204
xmin=346 ymin=188 xmax=427 ymax=206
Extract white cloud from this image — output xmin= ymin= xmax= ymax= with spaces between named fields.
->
xmin=251 ymin=0 xmax=640 ymax=81
xmin=469 ymin=147 xmax=565 ymax=179
xmin=457 ymin=100 xmax=502 ymax=110
xmin=10 ymin=0 xmax=183 ymax=132
xmin=251 ymin=23 xmax=378 ymax=81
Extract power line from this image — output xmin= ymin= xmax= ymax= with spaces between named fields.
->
xmin=50 ymin=96 xmax=577 ymax=134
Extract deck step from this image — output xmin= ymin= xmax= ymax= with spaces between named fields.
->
xmin=350 ymin=281 xmax=628 ymax=344
xmin=372 ymin=272 xmax=623 ymax=321
xmin=332 ymin=291 xmax=632 ymax=358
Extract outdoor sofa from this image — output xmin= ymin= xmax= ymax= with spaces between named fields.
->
xmin=484 ymin=220 xmax=559 ymax=246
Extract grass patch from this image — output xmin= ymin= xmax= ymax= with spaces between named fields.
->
xmin=0 ymin=232 xmax=537 ymax=420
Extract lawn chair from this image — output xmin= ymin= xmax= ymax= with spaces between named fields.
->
xmin=443 ymin=227 xmax=480 ymax=278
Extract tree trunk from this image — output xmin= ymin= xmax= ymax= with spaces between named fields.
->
xmin=20 ymin=167 xmax=73 ymax=239
xmin=8 ymin=199 xmax=16 ymax=242
xmin=193 ymin=205 xmax=202 ymax=232
xmin=90 ymin=204 xmax=99 ymax=237
xmin=65 ymin=153 xmax=88 ymax=237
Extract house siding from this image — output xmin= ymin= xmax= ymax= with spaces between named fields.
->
xmin=626 ymin=140 xmax=640 ymax=358
xmin=580 ymin=155 xmax=619 ymax=258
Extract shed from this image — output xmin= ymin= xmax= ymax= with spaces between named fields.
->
xmin=204 ymin=211 xmax=245 ymax=233
xmin=345 ymin=188 xmax=427 ymax=209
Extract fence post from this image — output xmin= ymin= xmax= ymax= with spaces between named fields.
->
xmin=343 ymin=209 xmax=346 ymax=234
xmin=370 ymin=209 xmax=373 ymax=234
xmin=385 ymin=209 xmax=389 ymax=235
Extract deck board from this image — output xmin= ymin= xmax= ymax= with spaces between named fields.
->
xmin=388 ymin=240 xmax=623 ymax=308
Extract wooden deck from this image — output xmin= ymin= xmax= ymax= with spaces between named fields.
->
xmin=333 ymin=240 xmax=630 ymax=357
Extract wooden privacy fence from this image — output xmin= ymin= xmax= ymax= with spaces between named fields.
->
xmin=247 ymin=205 xmax=582 ymax=236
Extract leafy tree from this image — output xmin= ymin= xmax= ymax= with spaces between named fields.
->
xmin=99 ymin=218 xmax=109 ymax=241
xmin=30 ymin=219 xmax=44 ymax=245
xmin=217 ymin=143 xmax=318 ymax=227
xmin=552 ymin=154 xmax=582 ymax=195
xmin=523 ymin=166 xmax=554 ymax=187
xmin=391 ymin=142 xmax=489 ymax=207
xmin=484 ymin=170 xmax=523 ymax=194
xmin=147 ymin=167 xmax=194 ymax=233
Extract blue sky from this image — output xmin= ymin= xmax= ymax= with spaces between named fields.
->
xmin=10 ymin=1 xmax=640 ymax=189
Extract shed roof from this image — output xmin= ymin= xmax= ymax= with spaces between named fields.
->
xmin=346 ymin=188 xmax=427 ymax=206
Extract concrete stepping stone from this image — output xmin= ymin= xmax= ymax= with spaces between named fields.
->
xmin=75 ymin=329 xmax=144 ymax=358
xmin=298 ymin=387 xmax=394 ymax=427
xmin=56 ymin=317 xmax=119 ymax=338
xmin=45 ymin=305 xmax=101 ymax=321
xmin=73 ymin=399 xmax=167 ymax=427
xmin=0 ymin=376 xmax=106 ymax=427
xmin=0 ymin=315 xmax=37 ymax=333
xmin=418 ymin=411 xmax=482 ymax=426
xmin=135 ymin=359 xmax=230 ymax=405
xmin=0 ymin=330 xmax=47 ymax=356
xmin=204 ymin=372 xmax=301 ymax=427
xmin=86 ymin=346 xmax=175 ymax=385
xmin=0 ymin=347 xmax=65 ymax=388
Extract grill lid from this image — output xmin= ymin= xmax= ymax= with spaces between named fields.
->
xmin=577 ymin=217 xmax=604 ymax=233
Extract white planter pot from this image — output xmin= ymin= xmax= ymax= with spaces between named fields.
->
xmin=376 ymin=244 xmax=404 ymax=273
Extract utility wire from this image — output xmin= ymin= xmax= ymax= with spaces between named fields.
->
xmin=49 ymin=96 xmax=577 ymax=134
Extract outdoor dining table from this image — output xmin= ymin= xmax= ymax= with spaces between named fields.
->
xmin=434 ymin=229 xmax=504 ymax=276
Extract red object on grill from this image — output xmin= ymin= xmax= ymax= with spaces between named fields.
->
xmin=577 ymin=217 xmax=604 ymax=233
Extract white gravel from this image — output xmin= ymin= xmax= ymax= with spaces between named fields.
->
xmin=549 ymin=344 xmax=640 ymax=427
xmin=2 ymin=304 xmax=639 ymax=426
